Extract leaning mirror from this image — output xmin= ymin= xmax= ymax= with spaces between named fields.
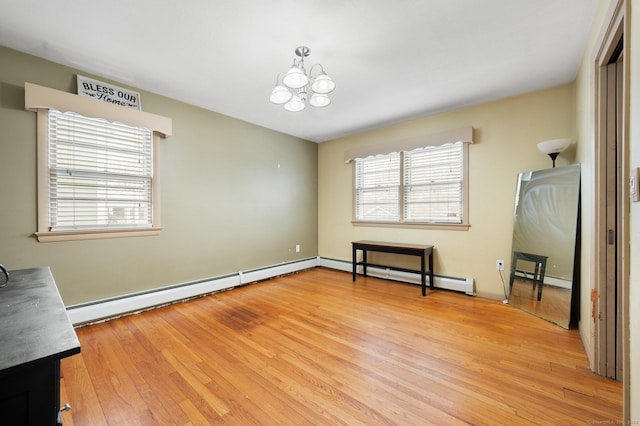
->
xmin=508 ymin=164 xmax=580 ymax=329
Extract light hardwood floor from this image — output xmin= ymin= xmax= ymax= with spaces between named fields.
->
xmin=60 ymin=268 xmax=622 ymax=425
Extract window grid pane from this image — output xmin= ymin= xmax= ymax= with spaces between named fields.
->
xmin=48 ymin=110 xmax=153 ymax=230
xmin=355 ymin=153 xmax=400 ymax=222
xmin=403 ymin=143 xmax=463 ymax=223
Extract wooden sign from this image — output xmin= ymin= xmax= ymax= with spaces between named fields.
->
xmin=77 ymin=75 xmax=141 ymax=110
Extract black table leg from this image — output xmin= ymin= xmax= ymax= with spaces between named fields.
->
xmin=429 ymin=251 xmax=434 ymax=290
xmin=352 ymin=245 xmax=357 ymax=281
xmin=362 ymin=250 xmax=368 ymax=277
xmin=421 ymin=253 xmax=426 ymax=296
xmin=537 ymin=261 xmax=546 ymax=301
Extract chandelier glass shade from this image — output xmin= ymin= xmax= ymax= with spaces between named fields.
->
xmin=283 ymin=67 xmax=308 ymax=89
xmin=270 ymin=46 xmax=335 ymax=112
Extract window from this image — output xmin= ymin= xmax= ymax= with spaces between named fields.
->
xmin=26 ymin=82 xmax=172 ymax=242
xmin=355 ymin=152 xmax=400 ymax=221
xmin=353 ymin=141 xmax=470 ymax=229
xmin=48 ymin=110 xmax=153 ymax=231
xmin=403 ymin=143 xmax=464 ymax=223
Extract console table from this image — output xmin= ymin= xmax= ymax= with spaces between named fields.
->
xmin=352 ymin=240 xmax=434 ymax=296
xmin=0 ymin=267 xmax=80 ymax=425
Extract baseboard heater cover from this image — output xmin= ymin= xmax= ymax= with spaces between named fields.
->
xmin=238 ymin=258 xmax=317 ymax=284
xmin=67 ymin=256 xmax=473 ymax=326
xmin=319 ymin=257 xmax=475 ymax=296
xmin=67 ymin=257 xmax=319 ymax=326
xmin=513 ymin=271 xmax=572 ymax=290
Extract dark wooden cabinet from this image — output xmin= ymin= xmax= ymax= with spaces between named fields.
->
xmin=0 ymin=267 xmax=80 ymax=425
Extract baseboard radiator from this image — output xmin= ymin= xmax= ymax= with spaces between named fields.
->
xmin=319 ymin=257 xmax=475 ymax=296
xmin=67 ymin=256 xmax=474 ymax=326
xmin=67 ymin=257 xmax=318 ymax=326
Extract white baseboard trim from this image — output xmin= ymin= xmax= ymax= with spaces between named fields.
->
xmin=578 ymin=320 xmax=595 ymax=371
xmin=67 ymin=257 xmax=319 ymax=326
xmin=239 ymin=258 xmax=318 ymax=284
xmin=67 ymin=256 xmax=474 ymax=326
xmin=513 ymin=271 xmax=572 ymax=289
xmin=318 ymin=257 xmax=475 ymax=296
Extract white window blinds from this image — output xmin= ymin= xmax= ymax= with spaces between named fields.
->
xmin=355 ymin=153 xmax=401 ymax=222
xmin=403 ymin=142 xmax=463 ymax=223
xmin=353 ymin=142 xmax=467 ymax=225
xmin=48 ymin=109 xmax=153 ymax=231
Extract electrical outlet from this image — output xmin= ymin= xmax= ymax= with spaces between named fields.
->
xmin=496 ymin=260 xmax=505 ymax=271
xmin=295 ymin=244 xmax=301 ymax=253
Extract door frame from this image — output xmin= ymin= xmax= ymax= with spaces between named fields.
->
xmin=592 ymin=0 xmax=629 ymax=419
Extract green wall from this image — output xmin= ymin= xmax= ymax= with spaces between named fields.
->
xmin=0 ymin=46 xmax=318 ymax=305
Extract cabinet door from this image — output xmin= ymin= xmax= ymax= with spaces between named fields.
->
xmin=0 ymin=359 xmax=59 ymax=425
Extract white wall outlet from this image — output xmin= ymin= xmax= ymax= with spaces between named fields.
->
xmin=295 ymin=244 xmax=301 ymax=253
xmin=496 ymin=260 xmax=505 ymax=271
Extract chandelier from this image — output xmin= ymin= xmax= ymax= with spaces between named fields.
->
xmin=270 ymin=46 xmax=335 ymax=112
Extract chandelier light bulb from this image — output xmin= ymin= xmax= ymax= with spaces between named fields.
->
xmin=270 ymin=85 xmax=293 ymax=104
xmin=311 ymin=74 xmax=335 ymax=94
xmin=283 ymin=67 xmax=308 ymax=89
xmin=309 ymin=93 xmax=331 ymax=108
xmin=284 ymin=95 xmax=305 ymax=112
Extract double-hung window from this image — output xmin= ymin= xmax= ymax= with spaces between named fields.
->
xmin=48 ymin=110 xmax=153 ymax=231
xmin=350 ymin=127 xmax=473 ymax=229
xmin=26 ymin=82 xmax=172 ymax=242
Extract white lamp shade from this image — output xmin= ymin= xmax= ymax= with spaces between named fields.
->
xmin=284 ymin=95 xmax=305 ymax=112
xmin=537 ymin=138 xmax=572 ymax=154
xmin=283 ymin=67 xmax=309 ymax=89
xmin=270 ymin=85 xmax=293 ymax=104
xmin=311 ymin=74 xmax=335 ymax=94
xmin=309 ymin=93 xmax=331 ymax=108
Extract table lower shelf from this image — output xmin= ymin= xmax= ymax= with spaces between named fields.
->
xmin=354 ymin=262 xmax=431 ymax=279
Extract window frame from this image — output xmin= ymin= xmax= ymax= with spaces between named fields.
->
xmin=26 ymin=82 xmax=172 ymax=242
xmin=351 ymin=136 xmax=471 ymax=231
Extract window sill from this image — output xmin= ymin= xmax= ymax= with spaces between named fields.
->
xmin=35 ymin=227 xmax=163 ymax=242
xmin=351 ymin=221 xmax=470 ymax=231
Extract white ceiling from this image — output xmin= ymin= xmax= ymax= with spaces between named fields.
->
xmin=0 ymin=0 xmax=597 ymax=143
